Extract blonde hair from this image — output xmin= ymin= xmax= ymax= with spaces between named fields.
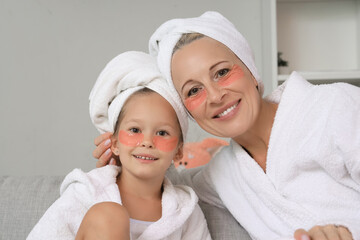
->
xmin=172 ymin=33 xmax=205 ymax=55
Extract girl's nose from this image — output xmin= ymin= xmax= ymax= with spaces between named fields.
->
xmin=141 ymin=135 xmax=154 ymax=148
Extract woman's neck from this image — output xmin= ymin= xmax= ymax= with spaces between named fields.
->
xmin=117 ymin=171 xmax=163 ymax=221
xmin=233 ymin=100 xmax=278 ymax=172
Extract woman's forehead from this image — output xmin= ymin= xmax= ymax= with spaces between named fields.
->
xmin=173 ymin=37 xmax=238 ymax=68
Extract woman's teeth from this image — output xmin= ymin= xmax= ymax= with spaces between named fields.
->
xmin=135 ymin=155 xmax=156 ymax=160
xmin=217 ymin=102 xmax=239 ymax=118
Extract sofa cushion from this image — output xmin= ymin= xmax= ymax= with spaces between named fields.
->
xmin=0 ymin=174 xmax=251 ymax=240
xmin=0 ymin=175 xmax=64 ymax=240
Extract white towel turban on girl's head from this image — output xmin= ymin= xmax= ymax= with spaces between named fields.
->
xmin=149 ymin=11 xmax=264 ymax=96
xmin=89 ymin=51 xmax=188 ymax=140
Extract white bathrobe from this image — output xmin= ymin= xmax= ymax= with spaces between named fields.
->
xmin=186 ymin=72 xmax=360 ymax=240
xmin=27 ymin=165 xmax=211 ymax=240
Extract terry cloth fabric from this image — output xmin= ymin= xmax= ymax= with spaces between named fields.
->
xmin=185 ymin=72 xmax=360 ymax=240
xmin=148 ymin=11 xmax=264 ymax=96
xmin=89 ymin=51 xmax=188 ymax=140
xmin=27 ymin=165 xmax=212 ymax=240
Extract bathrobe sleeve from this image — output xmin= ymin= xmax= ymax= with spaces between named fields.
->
xmin=331 ymin=83 xmax=360 ymax=184
xmin=181 ymin=204 xmax=212 ymax=240
xmin=27 ymin=169 xmax=93 ymax=240
xmin=27 ymin=166 xmax=120 ymax=240
xmin=319 ymin=83 xmax=360 ymax=186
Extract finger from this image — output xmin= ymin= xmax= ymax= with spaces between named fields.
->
xmin=92 ymin=138 xmax=112 ymax=159
xmin=337 ymin=226 xmax=353 ymax=240
xmin=94 ymin=132 xmax=113 ymax=146
xmin=294 ymin=229 xmax=310 ymax=240
xmin=308 ymin=225 xmax=327 ymax=240
xmin=109 ymin=158 xmax=116 ymax=166
xmin=322 ymin=224 xmax=340 ymax=240
xmin=95 ymin=149 xmax=113 ymax=168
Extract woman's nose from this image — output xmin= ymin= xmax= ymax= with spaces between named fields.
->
xmin=207 ymin=82 xmax=226 ymax=104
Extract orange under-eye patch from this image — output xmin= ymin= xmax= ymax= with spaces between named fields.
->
xmin=184 ymin=89 xmax=207 ymax=111
xmin=153 ymin=136 xmax=179 ymax=152
xmin=218 ymin=64 xmax=244 ymax=87
xmin=118 ymin=130 xmax=144 ymax=147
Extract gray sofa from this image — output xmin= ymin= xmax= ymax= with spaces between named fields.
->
xmin=0 ymin=173 xmax=251 ymax=239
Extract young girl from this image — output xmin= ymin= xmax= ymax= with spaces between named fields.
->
xmin=27 ymin=51 xmax=211 ymax=240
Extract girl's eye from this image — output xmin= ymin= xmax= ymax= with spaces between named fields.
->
xmin=216 ymin=68 xmax=230 ymax=78
xmin=157 ymin=130 xmax=169 ymax=136
xmin=187 ymin=87 xmax=201 ymax=97
xmin=129 ymin=128 xmax=140 ymax=133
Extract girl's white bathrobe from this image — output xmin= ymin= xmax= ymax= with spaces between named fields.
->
xmin=186 ymin=72 xmax=360 ymax=240
xmin=27 ymin=165 xmax=211 ymax=240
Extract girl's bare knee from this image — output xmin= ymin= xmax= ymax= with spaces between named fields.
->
xmin=76 ymin=202 xmax=130 ymax=240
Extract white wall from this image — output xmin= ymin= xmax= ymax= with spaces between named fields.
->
xmin=277 ymin=0 xmax=359 ymax=72
xmin=0 ymin=0 xmax=269 ymax=176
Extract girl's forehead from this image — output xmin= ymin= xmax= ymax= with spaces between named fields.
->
xmin=122 ymin=93 xmax=178 ymax=123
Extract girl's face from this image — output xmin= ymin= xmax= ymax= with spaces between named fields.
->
xmin=111 ymin=92 xmax=183 ymax=181
xmin=171 ymin=37 xmax=261 ymax=138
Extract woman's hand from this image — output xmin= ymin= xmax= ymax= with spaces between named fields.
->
xmin=294 ymin=225 xmax=353 ymax=240
xmin=93 ymin=132 xmax=118 ymax=167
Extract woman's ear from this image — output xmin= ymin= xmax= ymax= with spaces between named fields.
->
xmin=173 ymin=142 xmax=184 ymax=162
xmin=110 ymin=134 xmax=120 ymax=156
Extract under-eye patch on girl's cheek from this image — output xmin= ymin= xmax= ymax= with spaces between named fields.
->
xmin=184 ymin=89 xmax=207 ymax=111
xmin=153 ymin=136 xmax=178 ymax=152
xmin=218 ymin=65 xmax=244 ymax=87
xmin=118 ymin=130 xmax=144 ymax=147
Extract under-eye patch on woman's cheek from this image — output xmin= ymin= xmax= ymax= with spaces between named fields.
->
xmin=153 ymin=136 xmax=178 ymax=152
xmin=118 ymin=130 xmax=144 ymax=147
xmin=218 ymin=64 xmax=244 ymax=87
xmin=184 ymin=89 xmax=207 ymax=111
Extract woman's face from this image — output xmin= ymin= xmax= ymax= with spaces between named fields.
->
xmin=171 ymin=37 xmax=261 ymax=138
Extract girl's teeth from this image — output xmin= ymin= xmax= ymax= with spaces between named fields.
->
xmin=218 ymin=102 xmax=238 ymax=117
xmin=136 ymin=155 xmax=155 ymax=160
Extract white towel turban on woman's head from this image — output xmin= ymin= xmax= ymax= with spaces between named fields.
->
xmin=149 ymin=11 xmax=264 ymax=96
xmin=89 ymin=51 xmax=188 ymax=140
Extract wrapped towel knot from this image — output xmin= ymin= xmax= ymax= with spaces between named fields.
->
xmin=89 ymin=51 xmax=188 ymax=140
xmin=149 ymin=11 xmax=264 ymax=96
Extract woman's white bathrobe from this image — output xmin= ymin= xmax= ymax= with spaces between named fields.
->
xmin=185 ymin=72 xmax=360 ymax=240
xmin=27 ymin=165 xmax=211 ymax=240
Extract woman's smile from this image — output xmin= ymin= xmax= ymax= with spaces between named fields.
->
xmin=213 ymin=99 xmax=241 ymax=119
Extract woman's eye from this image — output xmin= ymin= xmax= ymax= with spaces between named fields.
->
xmin=129 ymin=128 xmax=140 ymax=133
xmin=216 ymin=68 xmax=230 ymax=78
xmin=187 ymin=87 xmax=200 ymax=97
xmin=157 ymin=130 xmax=169 ymax=136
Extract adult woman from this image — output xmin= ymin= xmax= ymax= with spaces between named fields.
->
xmin=94 ymin=12 xmax=360 ymax=240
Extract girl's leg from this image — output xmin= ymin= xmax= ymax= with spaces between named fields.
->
xmin=75 ymin=202 xmax=130 ymax=240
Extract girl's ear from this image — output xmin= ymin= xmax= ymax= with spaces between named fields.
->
xmin=173 ymin=142 xmax=184 ymax=162
xmin=111 ymin=135 xmax=120 ymax=156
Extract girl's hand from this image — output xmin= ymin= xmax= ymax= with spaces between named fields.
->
xmin=294 ymin=225 xmax=353 ymax=240
xmin=93 ymin=132 xmax=118 ymax=167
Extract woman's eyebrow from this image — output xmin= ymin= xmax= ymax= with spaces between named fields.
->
xmin=181 ymin=79 xmax=195 ymax=93
xmin=209 ymin=61 xmax=228 ymax=71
